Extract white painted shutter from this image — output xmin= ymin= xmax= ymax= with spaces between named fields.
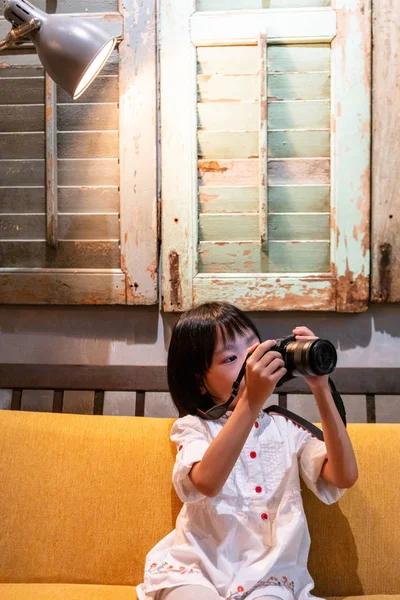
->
xmin=0 ymin=0 xmax=157 ymax=304
xmin=160 ymin=0 xmax=371 ymax=312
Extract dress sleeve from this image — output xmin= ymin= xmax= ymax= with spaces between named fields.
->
xmin=289 ymin=420 xmax=347 ymax=505
xmin=170 ymin=415 xmax=211 ymax=504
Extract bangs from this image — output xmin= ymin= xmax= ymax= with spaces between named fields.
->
xmin=217 ymin=311 xmax=257 ymax=347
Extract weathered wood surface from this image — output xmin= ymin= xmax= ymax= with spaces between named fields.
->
xmin=197 ymin=0 xmax=330 ymax=8
xmin=371 ymin=0 xmax=400 ymax=303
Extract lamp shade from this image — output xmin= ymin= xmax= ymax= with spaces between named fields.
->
xmin=4 ymin=0 xmax=116 ymax=99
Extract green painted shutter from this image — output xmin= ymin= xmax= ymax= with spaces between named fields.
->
xmin=161 ymin=0 xmax=370 ymax=312
xmin=0 ymin=0 xmax=157 ymax=304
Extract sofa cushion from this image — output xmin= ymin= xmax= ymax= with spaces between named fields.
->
xmin=0 ymin=584 xmax=136 ymax=599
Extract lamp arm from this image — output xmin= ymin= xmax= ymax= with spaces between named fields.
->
xmin=0 ymin=18 xmax=41 ymax=50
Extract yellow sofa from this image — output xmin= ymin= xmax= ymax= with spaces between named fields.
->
xmin=0 ymin=410 xmax=398 ymax=600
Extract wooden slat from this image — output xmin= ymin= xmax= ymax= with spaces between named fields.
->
xmin=0 ymin=160 xmax=45 ymax=186
xmin=199 ymin=213 xmax=259 ymax=241
xmin=197 ymin=0 xmax=330 ymax=8
xmin=198 ymin=101 xmax=258 ymax=131
xmin=268 ymin=100 xmax=330 ymax=129
xmin=0 ymin=77 xmax=44 ymax=104
xmin=268 ymin=44 xmax=331 ymax=72
xmin=366 ymin=394 xmax=376 ymax=424
xmin=371 ymin=0 xmax=400 ymax=302
xmin=0 ymin=106 xmax=44 ymax=132
xmin=199 ymin=212 xmax=330 ymax=241
xmin=0 ymin=133 xmax=45 ymax=159
xmin=197 ymin=44 xmax=330 ymax=75
xmin=268 ymin=185 xmax=330 ymax=212
xmin=268 ymin=213 xmax=330 ymax=240
xmin=93 ymin=391 xmax=105 ymax=415
xmin=268 ymin=131 xmax=330 ymax=158
xmin=199 ymin=186 xmax=258 ymax=213
xmin=46 ymin=74 xmax=58 ymax=249
xmin=1 ymin=365 xmax=400 ymax=395
xmin=197 ymin=46 xmax=258 ymax=75
xmin=0 ymin=214 xmax=119 ymax=240
xmin=135 ymin=391 xmax=146 ymax=416
xmin=198 ymin=159 xmax=258 ymax=186
xmin=29 ymin=0 xmax=118 ymax=12
xmin=52 ymin=390 xmax=64 ymax=413
xmin=268 ymin=158 xmax=330 ymax=184
xmin=198 ymin=131 xmax=258 ymax=159
xmin=198 ymin=74 xmax=258 ymax=102
xmin=278 ymin=393 xmax=288 ymax=409
xmin=58 ymin=104 xmax=119 ymax=131
xmin=269 ymin=72 xmax=330 ymax=101
xmin=0 ymin=271 xmax=126 ymax=304
xmin=0 ymin=241 xmax=120 ymax=268
xmin=58 ymin=159 xmax=119 ymax=186
xmin=199 ymin=240 xmax=330 ymax=272
xmin=11 ymin=389 xmax=22 ymax=410
xmin=0 ymin=14 xmax=123 ymax=40
xmin=58 ymin=132 xmax=119 ymax=159
xmin=0 ymin=188 xmax=119 ymax=214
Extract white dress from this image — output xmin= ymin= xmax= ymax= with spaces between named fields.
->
xmin=136 ymin=409 xmax=346 ymax=600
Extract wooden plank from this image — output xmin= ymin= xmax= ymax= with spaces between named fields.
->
xmin=268 ymin=158 xmax=330 ymax=184
xmin=199 ymin=213 xmax=330 ymax=242
xmin=0 ymin=160 xmax=45 ymax=186
xmin=198 ymin=101 xmax=258 ymax=130
xmin=58 ymin=104 xmax=119 ymax=131
xmin=0 ymin=14 xmax=123 ymax=41
xmin=268 ymin=44 xmax=331 ymax=72
xmin=198 ymin=131 xmax=258 ymax=159
xmin=0 ymin=77 xmax=44 ymax=104
xmin=58 ymin=188 xmax=119 ymax=213
xmin=0 ymin=271 xmax=126 ymax=304
xmin=52 ymin=390 xmax=64 ymax=413
xmin=198 ymin=74 xmax=258 ymax=102
xmin=268 ymin=185 xmax=330 ymax=212
xmin=332 ymin=0 xmax=371 ymax=312
xmin=0 ymin=187 xmax=119 ymax=214
xmin=0 ymin=133 xmax=45 ymax=159
xmin=58 ymin=132 xmax=119 ymax=159
xmin=198 ymin=159 xmax=258 ymax=186
xmin=11 ymin=389 xmax=22 ymax=410
xmin=0 ymin=106 xmax=44 ymax=132
xmin=199 ymin=213 xmax=259 ymax=241
xmin=268 ymin=213 xmax=330 ymax=240
xmin=45 ymin=74 xmax=58 ymax=249
xmin=191 ymin=9 xmax=336 ymax=45
xmin=29 ymin=0 xmax=118 ymax=12
xmin=268 ymin=100 xmax=330 ymax=129
xmin=268 ymin=131 xmax=330 ymax=158
xmin=93 ymin=391 xmax=105 ymax=415
xmin=58 ymin=159 xmax=119 ymax=186
xmin=371 ymin=0 xmax=400 ymax=302
xmin=199 ymin=240 xmax=330 ymax=272
xmin=1 ymin=365 xmax=399 ymax=395
xmin=197 ymin=45 xmax=258 ymax=75
xmin=193 ymin=275 xmax=336 ymax=311
xmin=0 ymin=214 xmax=119 ymax=240
xmin=197 ymin=0 xmax=330 ymax=8
xmin=161 ymin=0 xmax=198 ymax=310
xmin=199 ymin=186 xmax=258 ymax=213
xmin=57 ymin=76 xmax=119 ymax=104
xmin=118 ymin=0 xmax=158 ymax=305
xmin=269 ymin=72 xmax=330 ymax=101
xmin=0 ymin=187 xmax=45 ymax=212
xmin=0 ymin=241 xmax=120 ymax=268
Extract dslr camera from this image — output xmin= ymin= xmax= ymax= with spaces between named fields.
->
xmin=270 ymin=334 xmax=337 ymax=387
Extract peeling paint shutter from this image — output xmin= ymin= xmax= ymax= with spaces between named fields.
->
xmin=0 ymin=0 xmax=157 ymax=305
xmin=161 ymin=0 xmax=371 ymax=312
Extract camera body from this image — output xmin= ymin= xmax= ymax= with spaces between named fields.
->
xmin=270 ymin=334 xmax=337 ymax=387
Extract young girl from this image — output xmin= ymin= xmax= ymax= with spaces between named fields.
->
xmin=136 ymin=302 xmax=358 ymax=600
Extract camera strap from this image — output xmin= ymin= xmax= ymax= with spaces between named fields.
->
xmin=263 ymin=378 xmax=347 ymax=442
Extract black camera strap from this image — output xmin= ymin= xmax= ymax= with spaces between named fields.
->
xmin=264 ymin=377 xmax=347 ymax=442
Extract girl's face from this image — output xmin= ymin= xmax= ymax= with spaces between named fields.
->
xmin=202 ymin=327 xmax=259 ymax=409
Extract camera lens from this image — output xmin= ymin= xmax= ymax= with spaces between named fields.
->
xmin=308 ymin=339 xmax=337 ymax=375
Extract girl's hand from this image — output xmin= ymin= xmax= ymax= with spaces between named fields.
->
xmin=293 ymin=326 xmax=329 ymax=390
xmin=244 ymin=340 xmax=287 ymax=408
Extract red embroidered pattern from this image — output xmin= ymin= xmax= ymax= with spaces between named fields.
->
xmin=227 ymin=575 xmax=295 ymax=600
xmin=147 ymin=561 xmax=201 ymax=575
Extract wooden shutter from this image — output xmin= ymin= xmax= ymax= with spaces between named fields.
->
xmin=0 ymin=0 xmax=157 ymax=304
xmin=160 ymin=0 xmax=371 ymax=312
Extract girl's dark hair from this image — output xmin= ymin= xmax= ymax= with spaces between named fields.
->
xmin=167 ymin=302 xmax=260 ymax=417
